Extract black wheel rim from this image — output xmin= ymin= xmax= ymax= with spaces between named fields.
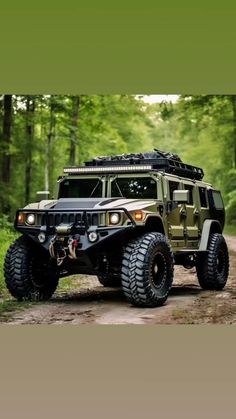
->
xmin=31 ymin=259 xmax=49 ymax=289
xmin=150 ymin=252 xmax=167 ymax=289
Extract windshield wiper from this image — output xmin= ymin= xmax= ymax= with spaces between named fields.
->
xmin=114 ymin=180 xmax=123 ymax=197
xmin=89 ymin=180 xmax=101 ymax=197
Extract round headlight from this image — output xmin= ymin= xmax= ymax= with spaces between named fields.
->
xmin=109 ymin=212 xmax=120 ymax=225
xmin=88 ymin=231 xmax=98 ymax=242
xmin=38 ymin=232 xmax=46 ymax=243
xmin=26 ymin=214 xmax=35 ymax=225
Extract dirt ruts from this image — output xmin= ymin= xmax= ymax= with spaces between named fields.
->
xmin=4 ymin=236 xmax=236 ymax=325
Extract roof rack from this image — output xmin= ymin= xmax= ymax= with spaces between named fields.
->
xmin=82 ymin=150 xmax=204 ymax=180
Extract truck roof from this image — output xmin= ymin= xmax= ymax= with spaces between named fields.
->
xmin=63 ymin=150 xmax=204 ymax=181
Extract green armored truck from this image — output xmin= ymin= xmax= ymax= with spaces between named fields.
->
xmin=4 ymin=150 xmax=229 ymax=307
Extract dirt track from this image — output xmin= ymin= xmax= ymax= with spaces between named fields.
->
xmin=5 ymin=236 xmax=236 ymax=325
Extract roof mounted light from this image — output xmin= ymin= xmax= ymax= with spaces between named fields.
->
xmin=63 ymin=165 xmax=152 ymax=174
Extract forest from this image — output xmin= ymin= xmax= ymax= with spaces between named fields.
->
xmin=0 ymin=94 xmax=236 ymax=224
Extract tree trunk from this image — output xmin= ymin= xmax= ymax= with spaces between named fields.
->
xmin=45 ymin=98 xmax=56 ymax=192
xmin=25 ymin=97 xmax=35 ymax=203
xmin=2 ymin=95 xmax=12 ymax=183
xmin=69 ymin=96 xmax=80 ymax=165
xmin=1 ymin=95 xmax=12 ymax=212
xmin=231 ymin=95 xmax=236 ymax=169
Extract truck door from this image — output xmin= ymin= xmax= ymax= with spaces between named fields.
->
xmin=182 ymin=182 xmax=199 ymax=248
xmin=166 ymin=179 xmax=185 ymax=247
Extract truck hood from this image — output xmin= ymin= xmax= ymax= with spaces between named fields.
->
xmin=46 ymin=197 xmax=157 ymax=211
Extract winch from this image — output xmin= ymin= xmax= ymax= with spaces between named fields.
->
xmin=49 ymin=234 xmax=80 ymax=265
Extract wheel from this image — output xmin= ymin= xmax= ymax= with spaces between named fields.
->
xmin=196 ymin=233 xmax=229 ymax=290
xmin=97 ymin=274 xmax=121 ymax=287
xmin=4 ymin=236 xmax=59 ymax=301
xmin=121 ymin=232 xmax=174 ymax=307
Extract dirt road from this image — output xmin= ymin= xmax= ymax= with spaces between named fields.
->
xmin=5 ymin=236 xmax=236 ymax=325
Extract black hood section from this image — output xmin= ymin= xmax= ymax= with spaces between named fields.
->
xmin=52 ymin=198 xmax=120 ymax=209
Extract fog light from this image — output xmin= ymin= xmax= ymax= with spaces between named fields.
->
xmin=134 ymin=210 xmax=144 ymax=222
xmin=109 ymin=212 xmax=120 ymax=225
xmin=88 ymin=231 xmax=98 ymax=242
xmin=26 ymin=214 xmax=35 ymax=225
xmin=38 ymin=232 xmax=46 ymax=243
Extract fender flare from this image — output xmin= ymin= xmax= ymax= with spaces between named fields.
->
xmin=199 ymin=220 xmax=222 ymax=251
xmin=144 ymin=215 xmax=165 ymax=235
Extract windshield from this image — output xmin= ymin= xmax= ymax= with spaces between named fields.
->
xmin=111 ymin=177 xmax=157 ymax=199
xmin=59 ymin=178 xmax=103 ymax=198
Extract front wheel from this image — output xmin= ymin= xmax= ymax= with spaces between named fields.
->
xmin=4 ymin=236 xmax=59 ymax=301
xmin=121 ymin=232 xmax=174 ymax=307
xmin=196 ymin=233 xmax=229 ymax=290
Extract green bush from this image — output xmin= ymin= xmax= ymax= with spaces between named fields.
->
xmin=0 ymin=214 xmax=13 ymax=230
xmin=226 ymin=190 xmax=236 ymax=225
xmin=0 ymin=220 xmax=18 ymax=295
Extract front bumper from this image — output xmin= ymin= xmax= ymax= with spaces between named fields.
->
xmin=15 ymin=207 xmax=136 ymax=251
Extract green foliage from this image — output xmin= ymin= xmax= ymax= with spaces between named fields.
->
xmin=0 ymin=94 xmax=236 ymax=225
xmin=148 ymin=95 xmax=236 ymax=225
xmin=0 ymin=225 xmax=18 ymax=295
xmin=0 ymin=94 xmax=155 ymax=213
xmin=0 ymin=214 xmax=13 ymax=230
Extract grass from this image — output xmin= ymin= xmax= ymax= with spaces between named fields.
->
xmin=171 ymin=292 xmax=236 ymax=324
xmin=57 ymin=275 xmax=82 ymax=292
xmin=171 ymin=308 xmax=195 ymax=324
xmin=0 ymin=228 xmax=18 ymax=296
xmin=0 ymin=299 xmax=33 ymax=322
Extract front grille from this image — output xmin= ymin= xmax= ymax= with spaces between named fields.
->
xmin=39 ymin=211 xmax=105 ymax=228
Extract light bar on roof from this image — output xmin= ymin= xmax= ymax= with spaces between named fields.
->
xmin=63 ymin=165 xmax=153 ymax=174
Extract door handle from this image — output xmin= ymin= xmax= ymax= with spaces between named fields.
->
xmin=180 ymin=208 xmax=186 ymax=216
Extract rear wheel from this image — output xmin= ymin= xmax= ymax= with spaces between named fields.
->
xmin=121 ymin=232 xmax=174 ymax=307
xmin=4 ymin=236 xmax=59 ymax=301
xmin=196 ymin=233 xmax=229 ymax=290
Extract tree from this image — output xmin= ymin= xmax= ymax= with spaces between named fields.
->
xmin=25 ymin=96 xmax=35 ymax=203
xmin=69 ymin=96 xmax=80 ymax=165
xmin=1 ymin=95 xmax=12 ymax=212
xmin=45 ymin=96 xmax=56 ymax=192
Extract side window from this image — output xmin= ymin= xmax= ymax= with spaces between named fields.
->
xmin=199 ymin=187 xmax=208 ymax=208
xmin=212 ymin=191 xmax=224 ymax=209
xmin=208 ymin=190 xmax=224 ymax=210
xmin=169 ymin=181 xmax=179 ymax=200
xmin=183 ymin=184 xmax=193 ymax=205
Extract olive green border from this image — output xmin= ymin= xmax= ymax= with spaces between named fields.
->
xmin=1 ymin=2 xmax=236 ymax=417
xmin=1 ymin=0 xmax=236 ymax=93
xmin=0 ymin=326 xmax=236 ymax=418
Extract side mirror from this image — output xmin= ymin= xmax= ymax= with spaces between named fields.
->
xmin=173 ymin=190 xmax=189 ymax=204
xmin=36 ymin=191 xmax=50 ymax=201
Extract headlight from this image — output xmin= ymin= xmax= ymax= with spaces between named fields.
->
xmin=26 ymin=214 xmax=35 ymax=225
xmin=109 ymin=212 xmax=120 ymax=225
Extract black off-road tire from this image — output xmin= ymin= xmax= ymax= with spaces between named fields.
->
xmin=196 ymin=233 xmax=229 ymax=290
xmin=97 ymin=274 xmax=121 ymax=287
xmin=4 ymin=236 xmax=59 ymax=301
xmin=121 ymin=232 xmax=174 ymax=307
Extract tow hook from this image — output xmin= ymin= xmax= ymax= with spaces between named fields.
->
xmin=49 ymin=235 xmax=67 ymax=266
xmin=68 ymin=236 xmax=80 ymax=259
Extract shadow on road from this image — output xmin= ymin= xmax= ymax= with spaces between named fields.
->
xmin=51 ymin=283 xmax=202 ymax=305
